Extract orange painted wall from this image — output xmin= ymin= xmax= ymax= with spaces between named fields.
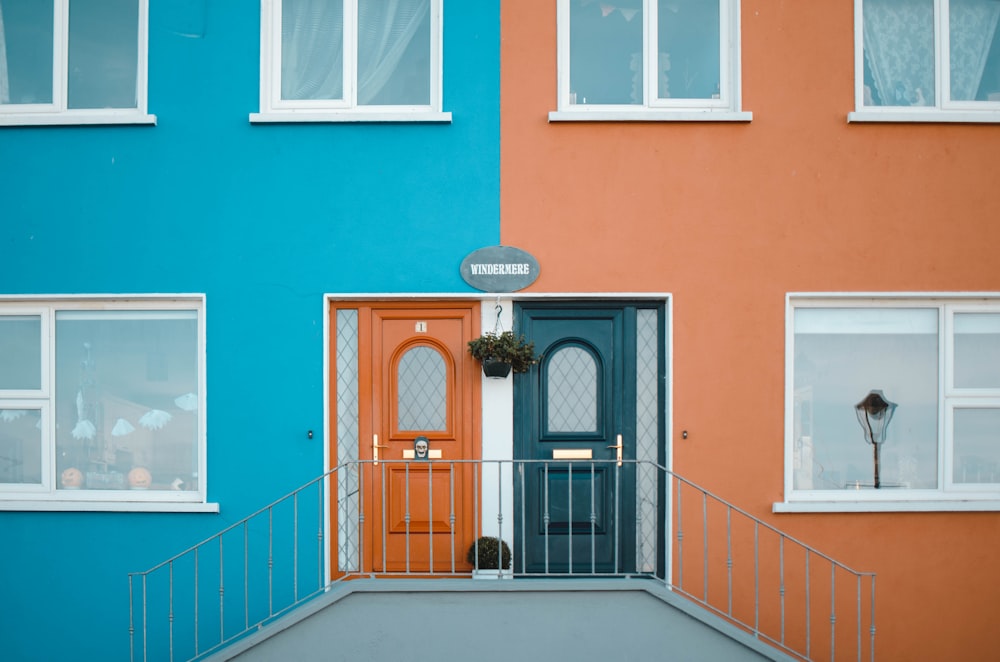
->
xmin=501 ymin=1 xmax=1000 ymax=660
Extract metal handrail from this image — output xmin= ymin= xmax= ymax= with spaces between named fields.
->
xmin=128 ymin=459 xmax=876 ymax=662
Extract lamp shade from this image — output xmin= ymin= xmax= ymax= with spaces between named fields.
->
xmin=855 ymin=389 xmax=897 ymax=446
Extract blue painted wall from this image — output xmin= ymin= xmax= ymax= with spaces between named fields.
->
xmin=0 ymin=1 xmax=500 ymax=659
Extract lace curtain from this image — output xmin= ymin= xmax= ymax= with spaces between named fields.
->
xmin=864 ymin=0 xmax=1000 ymax=105
xmin=281 ymin=0 xmax=428 ymax=104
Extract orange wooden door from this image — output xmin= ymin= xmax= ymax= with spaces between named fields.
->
xmin=358 ymin=303 xmax=480 ymax=573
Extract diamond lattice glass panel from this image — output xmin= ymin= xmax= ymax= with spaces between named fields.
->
xmin=336 ymin=310 xmax=359 ymax=571
xmin=0 ymin=408 xmax=42 ymax=484
xmin=954 ymin=313 xmax=1000 ymax=389
xmin=397 ymin=346 xmax=447 ymax=431
xmin=635 ymin=309 xmax=659 ymax=572
xmin=547 ymin=346 xmax=598 ymax=433
xmin=0 ymin=315 xmax=42 ymax=390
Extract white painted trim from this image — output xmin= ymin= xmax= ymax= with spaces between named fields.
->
xmin=554 ymin=0 xmax=744 ymax=114
xmin=549 ymin=110 xmax=752 ymax=123
xmin=0 ymin=113 xmax=156 ymax=127
xmin=257 ymin=0 xmax=445 ymax=116
xmin=848 ymin=110 xmax=1000 ymax=123
xmin=0 ymin=295 xmax=209 ymax=508
xmin=250 ymin=111 xmax=451 ymax=124
xmin=774 ymin=500 xmax=1000 ymax=513
xmin=0 ymin=500 xmax=219 ymax=513
xmin=782 ymin=293 xmax=1000 ymax=509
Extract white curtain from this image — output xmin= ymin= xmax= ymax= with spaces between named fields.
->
xmin=281 ymin=0 xmax=345 ymax=100
xmin=356 ymin=0 xmax=427 ymax=104
xmin=281 ymin=0 xmax=428 ymax=104
xmin=864 ymin=0 xmax=1000 ymax=105
xmin=0 ymin=1 xmax=9 ymax=104
xmin=949 ymin=0 xmax=1000 ymax=100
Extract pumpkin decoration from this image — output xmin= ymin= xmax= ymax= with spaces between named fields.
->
xmin=60 ymin=467 xmax=84 ymax=489
xmin=127 ymin=466 xmax=152 ymax=490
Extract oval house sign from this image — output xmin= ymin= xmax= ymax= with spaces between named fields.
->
xmin=460 ymin=245 xmax=540 ymax=293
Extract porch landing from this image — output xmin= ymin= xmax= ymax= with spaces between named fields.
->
xmin=205 ymin=578 xmax=795 ymax=661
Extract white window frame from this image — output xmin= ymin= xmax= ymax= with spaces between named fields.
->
xmin=0 ymin=0 xmax=154 ymax=127
xmin=550 ymin=0 xmax=751 ymax=122
xmin=778 ymin=294 xmax=1000 ymax=513
xmin=0 ymin=296 xmax=214 ymax=512
xmin=251 ymin=0 xmax=450 ymax=124
xmin=850 ymin=0 xmax=1000 ymax=124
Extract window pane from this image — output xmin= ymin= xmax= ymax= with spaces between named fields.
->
xmin=358 ymin=0 xmax=430 ymax=105
xmin=862 ymin=0 xmax=935 ymax=106
xmin=54 ymin=311 xmax=199 ymax=491
xmin=281 ymin=0 xmax=344 ymax=101
xmin=68 ymin=0 xmax=139 ymax=109
xmin=953 ymin=408 xmax=1000 ymax=483
xmin=657 ymin=0 xmax=721 ymax=100
xmin=547 ymin=346 xmax=598 ymax=433
xmin=793 ymin=308 xmax=939 ymax=490
xmin=0 ymin=0 xmax=54 ymax=105
xmin=954 ymin=313 xmax=1000 ymax=388
xmin=570 ymin=0 xmax=643 ymax=105
xmin=397 ymin=346 xmax=446 ymax=431
xmin=0 ymin=315 xmax=42 ymax=390
xmin=0 ymin=408 xmax=42 ymax=484
xmin=950 ymin=0 xmax=1000 ymax=101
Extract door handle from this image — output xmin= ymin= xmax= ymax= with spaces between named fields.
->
xmin=373 ymin=434 xmax=389 ymax=466
xmin=607 ymin=434 xmax=623 ymax=467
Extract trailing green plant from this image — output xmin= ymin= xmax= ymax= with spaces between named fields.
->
xmin=467 ymin=331 xmax=538 ymax=373
xmin=466 ymin=536 xmax=512 ymax=570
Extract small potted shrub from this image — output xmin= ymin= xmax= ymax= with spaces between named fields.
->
xmin=467 ymin=331 xmax=538 ymax=378
xmin=467 ymin=536 xmax=512 ymax=578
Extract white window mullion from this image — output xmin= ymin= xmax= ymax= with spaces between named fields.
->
xmin=645 ymin=0 xmax=654 ymax=107
xmin=53 ymin=0 xmax=68 ymax=112
xmin=936 ymin=0 xmax=949 ymax=108
xmin=937 ymin=303 xmax=949 ymax=491
xmin=344 ymin=0 xmax=358 ymax=107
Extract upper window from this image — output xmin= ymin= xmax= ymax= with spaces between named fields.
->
xmin=0 ymin=0 xmax=152 ymax=126
xmin=254 ymin=0 xmax=447 ymax=122
xmin=854 ymin=0 xmax=1000 ymax=121
xmin=784 ymin=297 xmax=1000 ymax=510
xmin=0 ymin=299 xmax=207 ymax=510
xmin=552 ymin=0 xmax=748 ymax=121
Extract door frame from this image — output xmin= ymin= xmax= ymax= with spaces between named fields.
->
xmin=326 ymin=297 xmax=482 ymax=578
xmin=324 ymin=293 xmax=671 ymax=580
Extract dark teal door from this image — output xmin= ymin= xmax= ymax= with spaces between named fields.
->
xmin=514 ymin=302 xmax=665 ymax=575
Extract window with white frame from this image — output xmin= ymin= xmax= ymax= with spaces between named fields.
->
xmin=786 ymin=298 xmax=1000 ymax=506
xmin=0 ymin=300 xmax=206 ymax=507
xmin=254 ymin=0 xmax=445 ymax=121
xmin=857 ymin=0 xmax=1000 ymax=115
xmin=554 ymin=0 xmax=744 ymax=117
xmin=0 ymin=0 xmax=151 ymax=126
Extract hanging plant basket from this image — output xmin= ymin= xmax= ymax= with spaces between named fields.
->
xmin=482 ymin=359 xmax=513 ymax=379
xmin=468 ymin=331 xmax=538 ymax=377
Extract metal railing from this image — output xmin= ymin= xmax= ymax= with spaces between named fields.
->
xmin=128 ymin=459 xmax=876 ymax=662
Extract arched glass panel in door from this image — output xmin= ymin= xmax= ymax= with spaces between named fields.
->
xmin=546 ymin=345 xmax=599 ymax=433
xmin=397 ymin=345 xmax=447 ymax=431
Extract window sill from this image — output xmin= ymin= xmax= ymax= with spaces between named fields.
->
xmin=250 ymin=111 xmax=452 ymax=124
xmin=548 ymin=110 xmax=753 ymax=123
xmin=0 ymin=499 xmax=220 ymax=513
xmin=773 ymin=499 xmax=1000 ymax=513
xmin=0 ymin=113 xmax=157 ymax=127
xmin=848 ymin=110 xmax=1000 ymax=124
